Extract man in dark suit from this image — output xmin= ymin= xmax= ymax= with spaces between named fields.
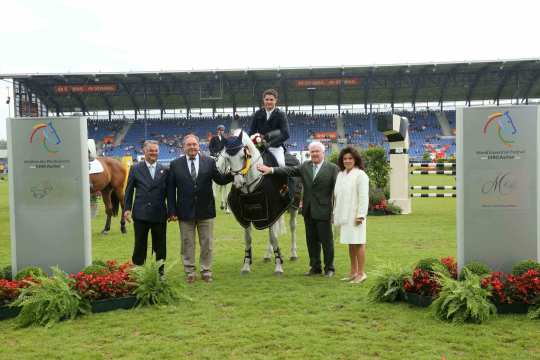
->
xmin=258 ymin=141 xmax=338 ymax=277
xmin=123 ymin=140 xmax=168 ymax=274
xmin=249 ymin=88 xmax=289 ymax=167
xmin=208 ymin=124 xmax=226 ymax=158
xmin=167 ymin=134 xmax=232 ymax=283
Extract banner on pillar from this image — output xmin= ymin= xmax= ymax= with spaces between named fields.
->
xmin=457 ymin=106 xmax=540 ymax=272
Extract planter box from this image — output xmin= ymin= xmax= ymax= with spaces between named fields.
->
xmin=494 ymin=302 xmax=530 ymax=314
xmin=91 ymin=296 xmax=137 ymax=314
xmin=404 ymin=292 xmax=434 ymax=307
xmin=0 ymin=305 xmax=20 ymax=320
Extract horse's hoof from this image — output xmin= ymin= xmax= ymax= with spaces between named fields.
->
xmin=121 ymin=228 xmax=127 ymax=234
xmin=263 ymin=257 xmax=272 ymax=263
xmin=101 ymin=230 xmax=109 ymax=235
xmin=274 ymin=270 xmax=284 ymax=276
xmin=289 ymin=256 xmax=298 ymax=261
xmin=241 ymin=268 xmax=251 ymax=275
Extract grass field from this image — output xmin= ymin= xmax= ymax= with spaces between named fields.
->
xmin=0 ymin=176 xmax=539 ymax=360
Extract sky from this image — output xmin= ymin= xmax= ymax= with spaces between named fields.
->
xmin=1 ymin=0 xmax=539 ymax=140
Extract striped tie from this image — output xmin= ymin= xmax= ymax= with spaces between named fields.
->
xmin=190 ymin=159 xmax=197 ymax=181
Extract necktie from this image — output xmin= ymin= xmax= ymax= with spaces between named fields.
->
xmin=149 ymin=165 xmax=155 ymax=179
xmin=190 ymin=159 xmax=197 ymax=181
xmin=313 ymin=164 xmax=318 ymax=180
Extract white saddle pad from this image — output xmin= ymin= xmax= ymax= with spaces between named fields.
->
xmin=89 ymin=159 xmax=104 ymax=174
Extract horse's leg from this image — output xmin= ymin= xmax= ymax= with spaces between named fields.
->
xmin=224 ymin=185 xmax=231 ymax=214
xmin=241 ymin=225 xmax=253 ymax=274
xmin=214 ymin=182 xmax=224 ymax=210
xmin=114 ymin=186 xmax=127 ymax=234
xmin=264 ymin=231 xmax=273 ymax=262
xmin=289 ymin=208 xmax=298 ymax=261
xmin=269 ymin=226 xmax=284 ymax=275
xmin=101 ymin=188 xmax=113 ymax=234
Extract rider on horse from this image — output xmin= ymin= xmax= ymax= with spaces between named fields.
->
xmin=248 ymin=88 xmax=289 ymax=167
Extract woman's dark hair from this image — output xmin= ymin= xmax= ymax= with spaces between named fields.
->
xmin=337 ymin=146 xmax=365 ymax=171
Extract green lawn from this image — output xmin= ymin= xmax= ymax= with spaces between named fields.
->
xmin=0 ymin=177 xmax=538 ymax=360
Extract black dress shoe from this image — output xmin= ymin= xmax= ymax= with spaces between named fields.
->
xmin=304 ymin=269 xmax=323 ymax=276
xmin=324 ymin=270 xmax=335 ymax=278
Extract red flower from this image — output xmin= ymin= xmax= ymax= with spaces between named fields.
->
xmin=481 ymin=270 xmax=540 ymax=304
xmin=0 ymin=278 xmax=30 ymax=305
xmin=440 ymin=256 xmax=458 ymax=279
xmin=70 ymin=261 xmax=135 ymax=300
xmin=403 ymin=268 xmax=441 ymax=297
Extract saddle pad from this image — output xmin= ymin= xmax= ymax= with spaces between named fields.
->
xmin=239 ymin=191 xmax=269 ymax=222
xmin=89 ymin=159 xmax=104 ymax=174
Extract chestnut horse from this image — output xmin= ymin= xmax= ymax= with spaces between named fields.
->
xmin=90 ymin=157 xmax=128 ymax=234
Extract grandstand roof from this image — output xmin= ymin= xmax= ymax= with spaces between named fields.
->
xmin=2 ymin=59 xmax=540 ymax=115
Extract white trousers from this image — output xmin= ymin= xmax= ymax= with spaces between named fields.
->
xmin=269 ymin=146 xmax=285 ymax=167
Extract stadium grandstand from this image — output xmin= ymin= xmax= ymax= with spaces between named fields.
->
xmin=2 ymin=59 xmax=540 ymax=162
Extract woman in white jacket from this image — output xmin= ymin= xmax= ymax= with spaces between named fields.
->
xmin=333 ymin=146 xmax=369 ymax=284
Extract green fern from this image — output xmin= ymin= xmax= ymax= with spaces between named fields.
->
xmin=15 ymin=266 xmax=46 ymax=280
xmin=459 ymin=261 xmax=492 ymax=280
xmin=527 ymin=304 xmax=540 ymax=320
xmin=367 ymin=263 xmax=410 ymax=303
xmin=0 ymin=265 xmax=12 ymax=280
xmin=81 ymin=264 xmax=109 ymax=275
xmin=431 ymin=268 xmax=496 ymax=324
xmin=511 ymin=260 xmax=540 ymax=276
xmin=414 ymin=258 xmax=441 ymax=273
xmin=11 ymin=267 xmax=89 ymax=327
xmin=131 ymin=259 xmax=185 ymax=306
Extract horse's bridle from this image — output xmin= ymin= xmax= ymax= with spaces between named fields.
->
xmin=229 ymin=146 xmax=252 ymax=176
xmin=226 ymin=145 xmax=263 ymax=192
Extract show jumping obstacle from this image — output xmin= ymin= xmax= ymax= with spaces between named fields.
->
xmin=409 ymin=162 xmax=456 ymax=198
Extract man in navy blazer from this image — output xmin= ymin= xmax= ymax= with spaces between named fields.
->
xmin=167 ymin=134 xmax=232 ymax=283
xmin=124 ymin=140 xmax=168 ymax=274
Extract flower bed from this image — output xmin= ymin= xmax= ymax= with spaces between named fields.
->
xmin=0 ymin=259 xmax=180 ymax=326
xmin=0 ymin=277 xmax=35 ymax=320
xmin=70 ymin=260 xmax=136 ymax=301
xmin=481 ymin=269 xmax=540 ymax=314
xmin=91 ymin=296 xmax=138 ymax=313
xmin=368 ymin=257 xmax=540 ymax=323
xmin=403 ymin=292 xmax=433 ymax=307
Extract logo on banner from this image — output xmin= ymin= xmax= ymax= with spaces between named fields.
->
xmin=29 ymin=122 xmax=62 ymax=154
xmin=482 ymin=111 xmax=517 ymax=148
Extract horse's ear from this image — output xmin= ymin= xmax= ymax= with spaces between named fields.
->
xmin=238 ymin=130 xmax=243 ymax=142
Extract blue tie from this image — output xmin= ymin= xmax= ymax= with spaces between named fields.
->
xmin=149 ymin=165 xmax=155 ymax=179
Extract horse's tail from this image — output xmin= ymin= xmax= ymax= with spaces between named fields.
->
xmin=111 ymin=191 xmax=120 ymax=217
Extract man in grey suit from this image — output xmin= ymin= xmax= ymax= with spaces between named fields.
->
xmin=124 ymin=140 xmax=168 ymax=275
xmin=258 ymin=141 xmax=338 ymax=277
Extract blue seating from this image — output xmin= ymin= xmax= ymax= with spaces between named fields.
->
xmin=88 ymin=111 xmax=457 ymax=161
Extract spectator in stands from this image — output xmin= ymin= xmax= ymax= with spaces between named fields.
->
xmin=333 ymin=146 xmax=369 ymax=284
xmin=209 ymin=124 xmax=226 ymax=158
xmin=249 ymin=89 xmax=290 ymax=167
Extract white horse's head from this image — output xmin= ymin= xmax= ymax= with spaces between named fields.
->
xmin=219 ymin=129 xmax=262 ymax=191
